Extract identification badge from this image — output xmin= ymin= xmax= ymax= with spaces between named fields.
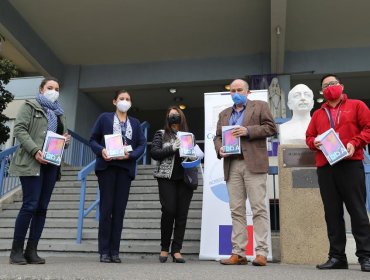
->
xmin=125 ymin=145 xmax=133 ymax=153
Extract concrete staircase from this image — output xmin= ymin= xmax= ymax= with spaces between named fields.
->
xmin=0 ymin=165 xmax=203 ymax=257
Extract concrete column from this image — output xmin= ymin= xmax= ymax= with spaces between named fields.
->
xmin=60 ymin=65 xmax=80 ymax=131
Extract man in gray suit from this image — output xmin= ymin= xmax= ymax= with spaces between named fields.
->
xmin=214 ymin=79 xmax=277 ymax=266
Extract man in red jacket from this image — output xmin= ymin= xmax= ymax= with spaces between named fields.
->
xmin=306 ymin=74 xmax=370 ymax=272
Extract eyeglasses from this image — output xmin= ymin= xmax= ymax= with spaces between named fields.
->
xmin=322 ymin=80 xmax=339 ymax=90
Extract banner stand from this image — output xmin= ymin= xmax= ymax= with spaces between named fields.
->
xmin=199 ymin=91 xmax=273 ymax=261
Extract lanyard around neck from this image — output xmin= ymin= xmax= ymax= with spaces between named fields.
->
xmin=323 ymin=101 xmax=342 ymax=129
xmin=116 ymin=113 xmax=127 ymax=144
xmin=323 ymin=108 xmax=335 ymax=129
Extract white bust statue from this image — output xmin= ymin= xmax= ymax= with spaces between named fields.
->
xmin=279 ymin=84 xmax=314 ymax=145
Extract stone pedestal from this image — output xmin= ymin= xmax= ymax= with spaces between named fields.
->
xmin=279 ymin=144 xmax=328 ymax=264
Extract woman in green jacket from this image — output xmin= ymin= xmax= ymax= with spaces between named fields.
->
xmin=8 ymin=77 xmax=70 ymax=265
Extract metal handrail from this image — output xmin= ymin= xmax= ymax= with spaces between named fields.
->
xmin=1 ymin=127 xmax=95 ymax=199
xmin=67 ymin=129 xmax=90 ymax=146
xmin=274 ymin=117 xmax=291 ymax=124
xmin=63 ymin=129 xmax=96 ymax=167
xmin=76 ymin=160 xmax=98 ymax=243
xmin=76 ymin=121 xmax=150 ymax=243
xmin=363 ymin=150 xmax=370 ymax=212
xmin=137 ymin=121 xmax=150 ymax=165
xmin=0 ymin=145 xmax=20 ymax=198
xmin=268 ymin=166 xmax=279 ymax=231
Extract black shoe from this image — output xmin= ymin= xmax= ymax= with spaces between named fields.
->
xmin=24 ymin=241 xmax=45 ymax=264
xmin=9 ymin=240 xmax=27 ymax=265
xmin=360 ymin=257 xmax=370 ymax=272
xmin=172 ymin=253 xmax=186 ymax=263
xmin=159 ymin=254 xmax=168 ymax=263
xmin=159 ymin=251 xmax=169 ymax=263
xmin=111 ymin=255 xmax=121 ymax=263
xmin=159 ymin=256 xmax=168 ymax=263
xmin=316 ymin=257 xmax=348 ymax=269
xmin=100 ymin=254 xmax=111 ymax=263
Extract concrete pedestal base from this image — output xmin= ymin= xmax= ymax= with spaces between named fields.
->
xmin=279 ymin=145 xmax=328 ymax=265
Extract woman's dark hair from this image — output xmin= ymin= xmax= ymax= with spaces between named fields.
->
xmin=163 ymin=106 xmax=189 ymax=141
xmin=114 ymin=89 xmax=131 ymax=101
xmin=320 ymin=74 xmax=341 ymax=86
xmin=39 ymin=77 xmax=60 ymax=90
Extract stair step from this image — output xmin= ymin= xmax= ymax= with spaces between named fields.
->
xmin=62 ymin=166 xmax=159 ymax=176
xmin=60 ymin=173 xmax=163 ymax=181
xmin=0 ymin=239 xmax=200 ymax=254
xmin=52 ymin=186 xmax=203 ymax=194
xmin=0 ymin=165 xmax=204 ymax=255
xmin=0 ymin=228 xmax=201 ymax=240
xmin=11 ymin=194 xmax=202 ymax=203
xmin=0 ymin=218 xmax=201 ymax=229
xmin=60 ymin=165 xmax=157 ymax=171
xmin=2 ymin=200 xmax=203 ymax=210
xmin=55 ymin=177 xmax=203 ymax=187
xmin=51 ymin=193 xmax=202 ymax=201
xmin=0 ymin=209 xmax=202 ymax=219
xmin=59 ymin=166 xmax=82 ymax=171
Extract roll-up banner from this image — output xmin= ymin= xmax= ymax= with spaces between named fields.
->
xmin=200 ymin=90 xmax=272 ymax=261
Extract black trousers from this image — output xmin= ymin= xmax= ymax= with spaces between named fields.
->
xmin=157 ymin=178 xmax=193 ymax=253
xmin=317 ymin=160 xmax=370 ymax=262
xmin=96 ymin=166 xmax=131 ymax=256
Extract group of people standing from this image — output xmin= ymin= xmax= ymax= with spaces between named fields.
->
xmin=6 ymin=76 xmax=370 ymax=272
xmin=7 ymin=78 xmax=197 ymax=265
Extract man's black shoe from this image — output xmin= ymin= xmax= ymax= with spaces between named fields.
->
xmin=316 ymin=257 xmax=348 ymax=269
xmin=360 ymin=257 xmax=370 ymax=272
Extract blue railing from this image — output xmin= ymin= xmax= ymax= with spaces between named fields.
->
xmin=363 ymin=151 xmax=370 ymax=212
xmin=0 ymin=145 xmax=21 ymax=199
xmin=76 ymin=121 xmax=150 ymax=243
xmin=268 ymin=166 xmax=279 ymax=231
xmin=76 ymin=160 xmax=99 ymax=243
xmin=63 ymin=130 xmax=96 ymax=167
xmin=0 ymin=128 xmax=96 ymax=199
xmin=136 ymin=121 xmax=150 ymax=165
xmin=267 ymin=118 xmax=290 ymax=157
xmin=274 ymin=117 xmax=291 ymax=124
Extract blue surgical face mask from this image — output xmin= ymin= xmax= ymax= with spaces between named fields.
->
xmin=231 ymin=93 xmax=247 ymax=105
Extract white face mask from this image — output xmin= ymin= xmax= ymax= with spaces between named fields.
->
xmin=117 ymin=100 xmax=131 ymax=112
xmin=43 ymin=89 xmax=59 ymax=103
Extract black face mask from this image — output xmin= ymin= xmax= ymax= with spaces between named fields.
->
xmin=168 ymin=114 xmax=181 ymax=125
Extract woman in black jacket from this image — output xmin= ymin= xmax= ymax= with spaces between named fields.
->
xmin=90 ymin=89 xmax=147 ymax=263
xmin=151 ymin=106 xmax=194 ymax=263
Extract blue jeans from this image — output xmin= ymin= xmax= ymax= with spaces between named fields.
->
xmin=13 ymin=164 xmax=58 ymax=242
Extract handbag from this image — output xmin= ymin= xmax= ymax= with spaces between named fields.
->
xmin=183 ymin=166 xmax=198 ymax=190
xmin=182 ymin=157 xmax=201 ymax=190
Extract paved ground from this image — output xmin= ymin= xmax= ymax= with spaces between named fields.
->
xmin=0 ymin=255 xmax=368 ymax=280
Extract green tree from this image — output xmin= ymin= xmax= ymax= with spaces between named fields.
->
xmin=0 ymin=58 xmax=17 ymax=145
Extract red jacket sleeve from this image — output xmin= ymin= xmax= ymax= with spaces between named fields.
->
xmin=348 ymin=101 xmax=370 ymax=149
xmin=306 ymin=112 xmax=319 ymax=151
